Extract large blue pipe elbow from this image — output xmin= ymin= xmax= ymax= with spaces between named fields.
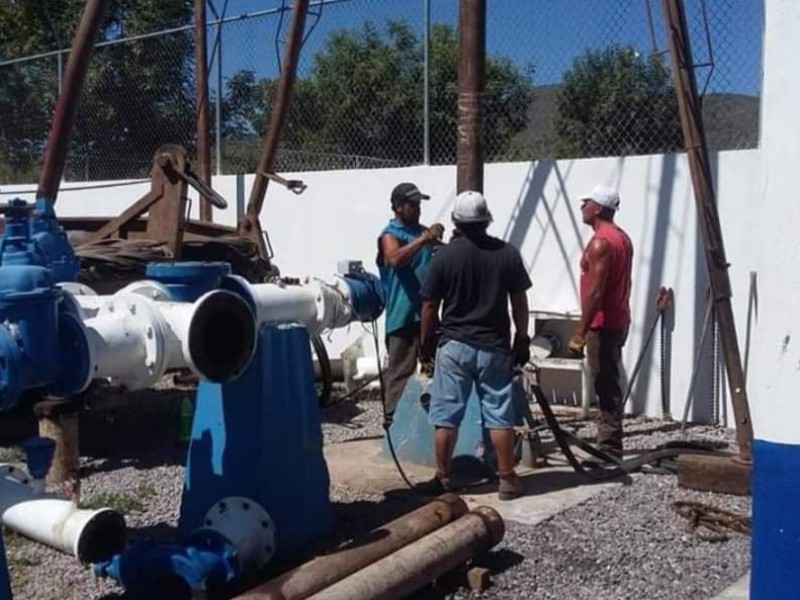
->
xmin=93 ymin=531 xmax=238 ymax=599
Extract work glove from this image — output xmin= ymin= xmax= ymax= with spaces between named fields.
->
xmin=425 ymin=223 xmax=445 ymax=243
xmin=567 ymin=332 xmax=586 ymax=358
xmin=512 ymin=333 xmax=531 ymax=367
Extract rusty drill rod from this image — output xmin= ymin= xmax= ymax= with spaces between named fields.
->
xmin=456 ymin=0 xmax=486 ymax=194
xmin=239 ymin=0 xmax=309 ymax=253
xmin=233 ymin=494 xmax=467 ymax=600
xmin=37 ymin=0 xmax=109 ymax=204
xmin=660 ymin=0 xmax=754 ymax=462
xmin=195 ymin=0 xmax=213 ymax=221
xmin=304 ymin=507 xmax=504 ymax=600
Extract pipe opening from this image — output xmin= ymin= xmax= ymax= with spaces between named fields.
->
xmin=76 ymin=509 xmax=126 ymax=564
xmin=189 ymin=291 xmax=255 ymax=382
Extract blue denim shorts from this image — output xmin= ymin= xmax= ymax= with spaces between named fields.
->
xmin=429 ymin=339 xmax=515 ymax=429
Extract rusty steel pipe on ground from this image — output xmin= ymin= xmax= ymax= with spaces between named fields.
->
xmin=304 ymin=507 xmax=505 ymax=600
xmin=37 ymin=0 xmax=109 ymax=204
xmin=195 ymin=0 xmax=213 ymax=221
xmin=456 ymin=0 xmax=486 ymax=194
xmin=239 ymin=0 xmax=309 ymax=256
xmin=233 ymin=494 xmax=467 ymax=600
xmin=660 ymin=0 xmax=754 ymax=462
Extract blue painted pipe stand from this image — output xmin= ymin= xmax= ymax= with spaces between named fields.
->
xmin=751 ymin=439 xmax=800 ymax=600
xmin=179 ymin=324 xmax=334 ymax=558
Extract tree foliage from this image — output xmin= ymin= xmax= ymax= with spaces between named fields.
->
xmin=224 ymin=20 xmax=534 ymax=169
xmin=0 ymin=0 xmax=193 ymax=182
xmin=555 ymin=45 xmax=682 ymax=157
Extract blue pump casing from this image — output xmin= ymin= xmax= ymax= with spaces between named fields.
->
xmin=0 ymin=200 xmax=90 ymax=409
xmin=28 ymin=198 xmax=79 ymax=283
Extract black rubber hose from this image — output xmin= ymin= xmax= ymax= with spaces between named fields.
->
xmin=311 ymin=335 xmax=333 ymax=407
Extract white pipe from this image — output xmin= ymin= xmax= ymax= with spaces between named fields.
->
xmin=0 ymin=465 xmax=126 ymax=563
xmin=75 ymin=289 xmax=256 ymax=390
xmin=231 ymin=276 xmax=356 ymax=336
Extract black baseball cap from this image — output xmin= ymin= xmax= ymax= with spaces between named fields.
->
xmin=391 ymin=182 xmax=430 ymax=206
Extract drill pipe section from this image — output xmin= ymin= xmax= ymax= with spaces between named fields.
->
xmin=233 ymin=494 xmax=467 ymax=600
xmin=304 ymin=507 xmax=504 ymax=600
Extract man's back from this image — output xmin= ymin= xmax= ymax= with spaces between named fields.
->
xmin=421 ymin=234 xmax=531 ymax=351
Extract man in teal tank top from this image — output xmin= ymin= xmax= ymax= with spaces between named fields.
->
xmin=376 ymin=182 xmax=444 ymax=417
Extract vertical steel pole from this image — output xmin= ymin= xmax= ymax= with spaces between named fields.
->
xmin=215 ymin=19 xmax=223 ymax=176
xmin=423 ymin=0 xmax=431 ymax=165
xmin=195 ymin=0 xmax=213 ymax=220
xmin=456 ymin=0 xmax=486 ymax=193
xmin=37 ymin=0 xmax=109 ymax=203
xmin=660 ymin=0 xmax=754 ymax=461
xmin=239 ymin=0 xmax=309 ymax=257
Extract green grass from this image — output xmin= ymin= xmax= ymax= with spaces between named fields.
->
xmin=79 ymin=483 xmax=157 ymax=513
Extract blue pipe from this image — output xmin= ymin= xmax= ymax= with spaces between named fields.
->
xmin=93 ymin=530 xmax=238 ymax=599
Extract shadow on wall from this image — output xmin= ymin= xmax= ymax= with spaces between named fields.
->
xmin=629 ymin=153 xmax=677 ymax=415
xmin=501 ymin=159 xmax=587 ymax=304
xmin=689 ymin=151 xmax=721 ymax=425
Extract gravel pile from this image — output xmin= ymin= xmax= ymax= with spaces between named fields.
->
xmin=1 ymin=392 xmax=751 ymax=600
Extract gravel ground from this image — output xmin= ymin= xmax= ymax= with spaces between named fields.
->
xmin=1 ymin=392 xmax=750 ymax=600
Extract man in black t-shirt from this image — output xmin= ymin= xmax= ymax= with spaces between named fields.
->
xmin=420 ymin=190 xmax=532 ymax=501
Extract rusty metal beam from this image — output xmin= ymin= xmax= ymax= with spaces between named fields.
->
xmin=195 ymin=0 xmax=213 ymax=221
xmin=233 ymin=494 xmax=467 ymax=600
xmin=37 ymin=0 xmax=109 ymax=204
xmin=456 ymin=0 xmax=486 ymax=194
xmin=303 ymin=507 xmax=505 ymax=600
xmin=660 ymin=0 xmax=754 ymax=462
xmin=238 ymin=0 xmax=309 ymax=255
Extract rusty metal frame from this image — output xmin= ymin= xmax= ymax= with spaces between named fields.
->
xmin=660 ymin=0 xmax=754 ymax=462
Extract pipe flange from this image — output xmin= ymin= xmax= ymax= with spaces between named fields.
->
xmin=203 ymin=496 xmax=275 ymax=572
xmin=0 ymin=463 xmax=31 ymax=486
xmin=95 ymin=294 xmax=167 ymax=389
xmin=115 ymin=280 xmax=172 ymax=302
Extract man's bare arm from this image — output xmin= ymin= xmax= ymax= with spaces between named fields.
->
xmin=420 ymin=299 xmax=441 ymax=349
xmin=381 ymin=229 xmax=436 ymax=267
xmin=576 ymin=237 xmax=611 ymax=337
xmin=510 ymin=290 xmax=530 ymax=340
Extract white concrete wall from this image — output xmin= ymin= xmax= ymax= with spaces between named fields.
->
xmin=749 ymin=0 xmax=800 ymax=444
xmin=1 ymin=149 xmax=762 ymax=426
xmin=7 ymin=0 xmax=798 ymax=439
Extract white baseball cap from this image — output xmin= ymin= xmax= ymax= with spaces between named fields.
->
xmin=452 ymin=190 xmax=493 ymax=224
xmin=580 ymin=184 xmax=620 ymax=211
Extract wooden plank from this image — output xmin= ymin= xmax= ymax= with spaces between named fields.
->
xmin=677 ymin=454 xmax=751 ymax=496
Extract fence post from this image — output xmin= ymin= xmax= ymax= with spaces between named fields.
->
xmin=215 ymin=18 xmax=223 ymax=176
xmin=423 ymin=0 xmax=431 ymax=165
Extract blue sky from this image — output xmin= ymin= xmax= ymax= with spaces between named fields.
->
xmin=207 ymin=0 xmax=763 ymax=96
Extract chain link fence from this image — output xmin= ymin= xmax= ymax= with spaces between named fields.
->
xmin=0 ymin=0 xmax=762 ymax=183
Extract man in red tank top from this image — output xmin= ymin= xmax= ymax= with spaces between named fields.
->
xmin=569 ymin=184 xmax=634 ymax=459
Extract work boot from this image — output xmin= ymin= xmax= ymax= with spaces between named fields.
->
xmin=497 ymin=470 xmax=523 ymax=501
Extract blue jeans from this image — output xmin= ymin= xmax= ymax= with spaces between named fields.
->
xmin=429 ymin=340 xmax=515 ymax=429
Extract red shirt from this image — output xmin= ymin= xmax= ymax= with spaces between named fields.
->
xmin=580 ymin=221 xmax=633 ymax=330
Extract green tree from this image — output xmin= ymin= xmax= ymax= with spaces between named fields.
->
xmin=555 ymin=45 xmax=682 ymax=158
xmin=0 ymin=0 xmax=194 ymax=182
xmin=223 ymin=20 xmax=534 ymax=169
